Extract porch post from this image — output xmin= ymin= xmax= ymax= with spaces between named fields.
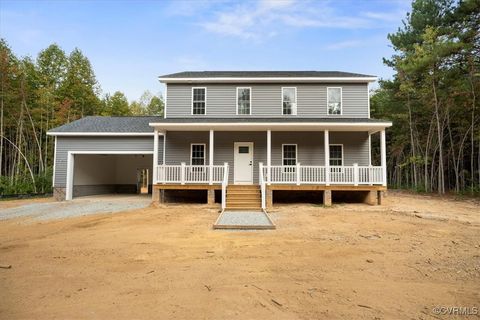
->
xmin=209 ymin=129 xmax=214 ymax=185
xmin=380 ymin=129 xmax=387 ymax=186
xmin=153 ymin=129 xmax=159 ymax=184
xmin=267 ymin=129 xmax=271 ymax=185
xmin=324 ymin=130 xmax=330 ymax=186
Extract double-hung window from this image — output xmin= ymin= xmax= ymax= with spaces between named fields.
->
xmin=192 ymin=87 xmax=206 ymax=115
xmin=282 ymin=144 xmax=297 ymax=173
xmin=237 ymin=87 xmax=251 ymax=115
xmin=191 ymin=144 xmax=205 ymax=165
xmin=282 ymin=87 xmax=297 ymax=115
xmin=327 ymin=87 xmax=342 ymax=115
xmin=329 ymin=144 xmax=343 ymax=175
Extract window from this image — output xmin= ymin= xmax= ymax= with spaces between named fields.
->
xmin=237 ymin=87 xmax=251 ymax=115
xmin=329 ymin=145 xmax=343 ymax=166
xmin=327 ymin=87 xmax=342 ymax=115
xmin=238 ymin=146 xmax=249 ymax=154
xmin=192 ymin=87 xmax=206 ymax=115
xmin=283 ymin=144 xmax=297 ymax=173
xmin=191 ymin=144 xmax=205 ymax=165
xmin=282 ymin=87 xmax=297 ymax=115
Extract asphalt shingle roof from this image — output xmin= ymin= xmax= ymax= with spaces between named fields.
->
xmin=48 ymin=116 xmax=161 ymax=133
xmin=48 ymin=116 xmax=391 ymax=133
xmin=159 ymin=71 xmax=376 ymax=78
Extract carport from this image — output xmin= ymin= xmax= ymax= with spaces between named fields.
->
xmin=66 ymin=151 xmax=153 ymax=200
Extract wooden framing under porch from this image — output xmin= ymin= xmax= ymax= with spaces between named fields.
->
xmin=152 ymin=183 xmax=386 ymax=207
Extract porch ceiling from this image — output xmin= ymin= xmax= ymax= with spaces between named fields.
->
xmin=149 ymin=118 xmax=392 ymax=133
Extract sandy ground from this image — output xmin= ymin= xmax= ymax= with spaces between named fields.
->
xmin=0 ymin=191 xmax=479 ymax=319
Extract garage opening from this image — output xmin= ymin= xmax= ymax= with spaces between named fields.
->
xmin=72 ymin=154 xmax=153 ymax=198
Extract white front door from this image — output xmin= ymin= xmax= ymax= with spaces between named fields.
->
xmin=234 ymin=142 xmax=254 ymax=184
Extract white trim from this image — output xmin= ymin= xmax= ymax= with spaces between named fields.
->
xmin=324 ymin=130 xmax=330 ymax=185
xmin=149 ymin=121 xmax=392 ymax=131
xmin=47 ymin=132 xmax=158 ymax=136
xmin=163 ymin=131 xmax=166 ymax=165
xmin=266 ymin=130 xmax=271 ymax=185
xmin=236 ymin=87 xmax=252 ymax=115
xmin=329 ymin=144 xmax=344 ymax=166
xmin=233 ymin=142 xmax=254 ymax=184
xmin=281 ymin=144 xmax=298 ymax=165
xmin=281 ymin=87 xmax=297 ymax=115
xmin=159 ymin=77 xmax=378 ymax=83
xmin=65 ymin=150 xmax=154 ymax=201
xmin=153 ymin=129 xmax=159 ymax=183
xmin=191 ymin=87 xmax=207 ymax=115
xmin=190 ymin=143 xmax=206 ymax=165
xmin=68 ymin=151 xmax=154 ymax=155
xmin=380 ymin=130 xmax=387 ymax=186
xmin=368 ymin=133 xmax=372 ymax=166
xmin=52 ymin=136 xmax=57 ymax=187
xmin=367 ymin=82 xmax=370 ymax=118
xmin=327 ymin=87 xmax=343 ymax=116
xmin=164 ymin=84 xmax=168 ymax=118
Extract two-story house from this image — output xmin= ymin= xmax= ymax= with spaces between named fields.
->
xmin=48 ymin=71 xmax=392 ymax=211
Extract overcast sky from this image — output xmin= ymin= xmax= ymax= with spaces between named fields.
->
xmin=1 ymin=0 xmax=410 ymax=101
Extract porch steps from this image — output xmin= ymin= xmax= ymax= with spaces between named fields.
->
xmin=226 ymin=185 xmax=262 ymax=210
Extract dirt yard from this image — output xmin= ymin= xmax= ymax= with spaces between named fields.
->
xmin=0 ymin=191 xmax=479 ymax=319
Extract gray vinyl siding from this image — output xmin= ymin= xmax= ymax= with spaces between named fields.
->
xmin=163 ymin=131 xmax=369 ymax=184
xmin=54 ymin=136 xmax=162 ymax=187
xmin=166 ymin=83 xmax=369 ymax=118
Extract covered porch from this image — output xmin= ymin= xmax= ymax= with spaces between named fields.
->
xmin=149 ymin=119 xmax=392 ymax=209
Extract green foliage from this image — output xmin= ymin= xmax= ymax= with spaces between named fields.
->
xmin=374 ymin=0 xmax=480 ymax=194
xmin=0 ymin=39 xmax=164 ymax=195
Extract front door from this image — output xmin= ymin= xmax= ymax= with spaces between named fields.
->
xmin=234 ymin=142 xmax=254 ymax=184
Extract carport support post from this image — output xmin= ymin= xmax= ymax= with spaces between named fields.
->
xmin=209 ymin=129 xmax=214 ymax=185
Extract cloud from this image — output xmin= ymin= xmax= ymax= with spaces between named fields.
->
xmin=325 ymin=40 xmax=362 ymax=50
xmin=195 ymin=0 xmax=407 ymax=40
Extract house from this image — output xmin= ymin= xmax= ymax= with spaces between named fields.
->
xmin=47 ymin=71 xmax=392 ymax=210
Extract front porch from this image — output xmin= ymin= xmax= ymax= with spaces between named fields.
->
xmin=149 ymin=119 xmax=391 ymax=210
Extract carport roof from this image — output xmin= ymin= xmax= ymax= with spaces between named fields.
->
xmin=48 ymin=116 xmax=162 ymax=135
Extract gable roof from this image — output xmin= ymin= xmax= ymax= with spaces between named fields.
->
xmin=47 ymin=116 xmax=161 ymax=135
xmin=159 ymin=71 xmax=377 ymax=83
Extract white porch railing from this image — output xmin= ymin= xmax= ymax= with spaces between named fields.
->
xmin=155 ymin=163 xmax=227 ymax=184
xmin=261 ymin=164 xmax=384 ymax=186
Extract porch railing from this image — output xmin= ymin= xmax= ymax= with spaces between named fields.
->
xmin=261 ymin=164 xmax=384 ymax=185
xmin=155 ymin=163 xmax=227 ymax=185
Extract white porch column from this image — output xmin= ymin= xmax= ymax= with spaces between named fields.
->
xmin=163 ymin=131 xmax=166 ymax=165
xmin=324 ymin=130 xmax=330 ymax=186
xmin=380 ymin=129 xmax=387 ymax=186
xmin=153 ymin=129 xmax=159 ymax=184
xmin=209 ymin=129 xmax=214 ymax=185
xmin=267 ymin=129 xmax=271 ymax=185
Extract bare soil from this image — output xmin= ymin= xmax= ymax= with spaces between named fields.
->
xmin=0 ymin=191 xmax=479 ymax=319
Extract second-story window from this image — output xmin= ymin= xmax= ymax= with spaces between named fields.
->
xmin=237 ymin=87 xmax=251 ymax=115
xmin=282 ymin=87 xmax=297 ymax=115
xmin=327 ymin=87 xmax=342 ymax=115
xmin=192 ymin=87 xmax=206 ymax=115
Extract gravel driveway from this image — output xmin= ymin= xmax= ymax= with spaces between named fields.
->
xmin=0 ymin=195 xmax=151 ymax=221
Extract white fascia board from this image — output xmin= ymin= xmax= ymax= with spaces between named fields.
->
xmin=47 ymin=132 xmax=162 ymax=136
xmin=158 ymin=77 xmax=378 ymax=83
xmin=148 ymin=121 xmax=393 ymax=131
xmin=68 ymin=151 xmax=155 ymax=155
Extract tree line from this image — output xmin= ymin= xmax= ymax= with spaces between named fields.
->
xmin=371 ymin=0 xmax=479 ymax=195
xmin=0 ymin=40 xmax=164 ymax=195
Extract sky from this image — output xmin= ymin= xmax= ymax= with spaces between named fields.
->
xmin=0 ymin=0 xmax=410 ymax=101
